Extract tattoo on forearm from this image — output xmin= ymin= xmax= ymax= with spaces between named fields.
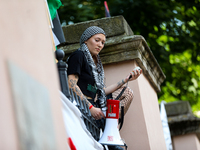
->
xmin=75 ymin=87 xmax=82 ymax=95
xmin=73 ymin=86 xmax=90 ymax=106
xmin=117 ymin=79 xmax=125 ymax=88
xmin=117 ymin=81 xmax=121 ymax=87
xmin=122 ymin=79 xmax=125 ymax=84
xmin=69 ymin=76 xmax=91 ymax=107
xmin=83 ymin=97 xmax=90 ymax=106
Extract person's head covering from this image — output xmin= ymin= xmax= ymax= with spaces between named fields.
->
xmin=80 ymin=26 xmax=106 ymax=45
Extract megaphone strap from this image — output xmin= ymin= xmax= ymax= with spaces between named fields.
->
xmin=115 ymin=78 xmax=129 ymax=100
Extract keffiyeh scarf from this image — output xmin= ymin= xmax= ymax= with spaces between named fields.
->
xmin=79 ymin=26 xmax=107 ymax=109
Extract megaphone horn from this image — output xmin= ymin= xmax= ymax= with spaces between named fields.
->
xmin=98 ymin=99 xmax=125 ymax=146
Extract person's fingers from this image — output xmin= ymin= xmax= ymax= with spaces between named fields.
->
xmin=136 ymin=69 xmax=140 ymax=74
xmin=98 ymin=111 xmax=104 ymax=119
xmin=93 ymin=116 xmax=97 ymax=120
xmin=90 ymin=107 xmax=106 ymax=120
xmin=127 ymin=68 xmax=142 ymax=81
xmin=132 ymin=71 xmax=137 ymax=79
xmin=100 ymin=111 xmax=105 ymax=118
xmin=133 ymin=70 xmax=137 ymax=76
xmin=129 ymin=72 xmax=135 ymax=79
xmin=92 ymin=110 xmax=103 ymax=120
xmin=129 ymin=72 xmax=133 ymax=78
xmin=94 ymin=112 xmax=103 ymax=120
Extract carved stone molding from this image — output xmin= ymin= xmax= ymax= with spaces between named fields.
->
xmin=100 ymin=35 xmax=166 ymax=92
xmin=165 ymin=101 xmax=200 ymax=137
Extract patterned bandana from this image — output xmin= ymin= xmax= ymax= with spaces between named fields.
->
xmin=79 ymin=26 xmax=107 ymax=109
xmin=80 ymin=26 xmax=106 ymax=45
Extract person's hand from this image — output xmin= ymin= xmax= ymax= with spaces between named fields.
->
xmin=125 ymin=67 xmax=142 ymax=82
xmin=90 ymin=106 xmax=105 ymax=120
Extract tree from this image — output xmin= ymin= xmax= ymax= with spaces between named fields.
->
xmin=58 ymin=0 xmax=200 ymax=115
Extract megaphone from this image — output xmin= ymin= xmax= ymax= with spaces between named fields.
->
xmin=98 ymin=99 xmax=125 ymax=146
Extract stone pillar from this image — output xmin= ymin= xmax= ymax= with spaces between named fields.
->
xmin=60 ymin=15 xmax=166 ymax=150
xmin=165 ymin=101 xmax=200 ymax=150
xmin=173 ymin=134 xmax=200 ymax=150
xmin=0 ymin=1 xmax=68 ymax=150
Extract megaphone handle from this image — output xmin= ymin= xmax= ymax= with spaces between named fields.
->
xmin=119 ymin=106 xmax=124 ymax=131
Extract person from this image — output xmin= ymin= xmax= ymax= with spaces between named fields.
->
xmin=67 ymin=26 xmax=142 ymax=150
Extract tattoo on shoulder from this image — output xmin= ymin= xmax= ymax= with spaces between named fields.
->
xmin=75 ymin=75 xmax=79 ymax=79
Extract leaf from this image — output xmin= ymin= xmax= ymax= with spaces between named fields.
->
xmin=191 ymin=78 xmax=198 ymax=88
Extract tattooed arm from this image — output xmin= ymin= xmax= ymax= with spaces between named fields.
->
xmin=68 ymin=74 xmax=91 ymax=106
xmin=68 ymin=74 xmax=105 ymax=119
xmin=104 ymin=68 xmax=142 ymax=95
xmin=104 ymin=79 xmax=126 ymax=95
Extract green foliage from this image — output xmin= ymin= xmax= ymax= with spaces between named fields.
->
xmin=160 ymin=50 xmax=200 ymax=112
xmin=58 ymin=0 xmax=200 ymax=114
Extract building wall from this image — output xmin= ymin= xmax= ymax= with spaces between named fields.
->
xmin=173 ymin=133 xmax=200 ymax=150
xmin=0 ymin=1 xmax=68 ymax=150
xmin=104 ymin=60 xmax=167 ymax=150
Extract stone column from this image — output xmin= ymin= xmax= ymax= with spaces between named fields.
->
xmin=173 ymin=134 xmax=200 ymax=150
xmin=165 ymin=101 xmax=200 ymax=150
xmin=60 ymin=15 xmax=166 ymax=150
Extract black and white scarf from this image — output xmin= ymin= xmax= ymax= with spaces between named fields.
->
xmin=78 ymin=43 xmax=106 ymax=108
xmin=79 ymin=26 xmax=107 ymax=109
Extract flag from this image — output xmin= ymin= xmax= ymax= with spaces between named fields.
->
xmin=104 ymin=1 xmax=111 ymax=17
xmin=68 ymin=137 xmax=77 ymax=150
xmin=52 ymin=11 xmax=66 ymax=45
xmin=160 ymin=101 xmax=173 ymax=150
xmin=46 ymin=0 xmax=66 ymax=47
xmin=60 ymin=91 xmax=104 ymax=150
xmin=47 ymin=0 xmax=62 ymax=20
xmin=52 ymin=30 xmax=60 ymax=46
